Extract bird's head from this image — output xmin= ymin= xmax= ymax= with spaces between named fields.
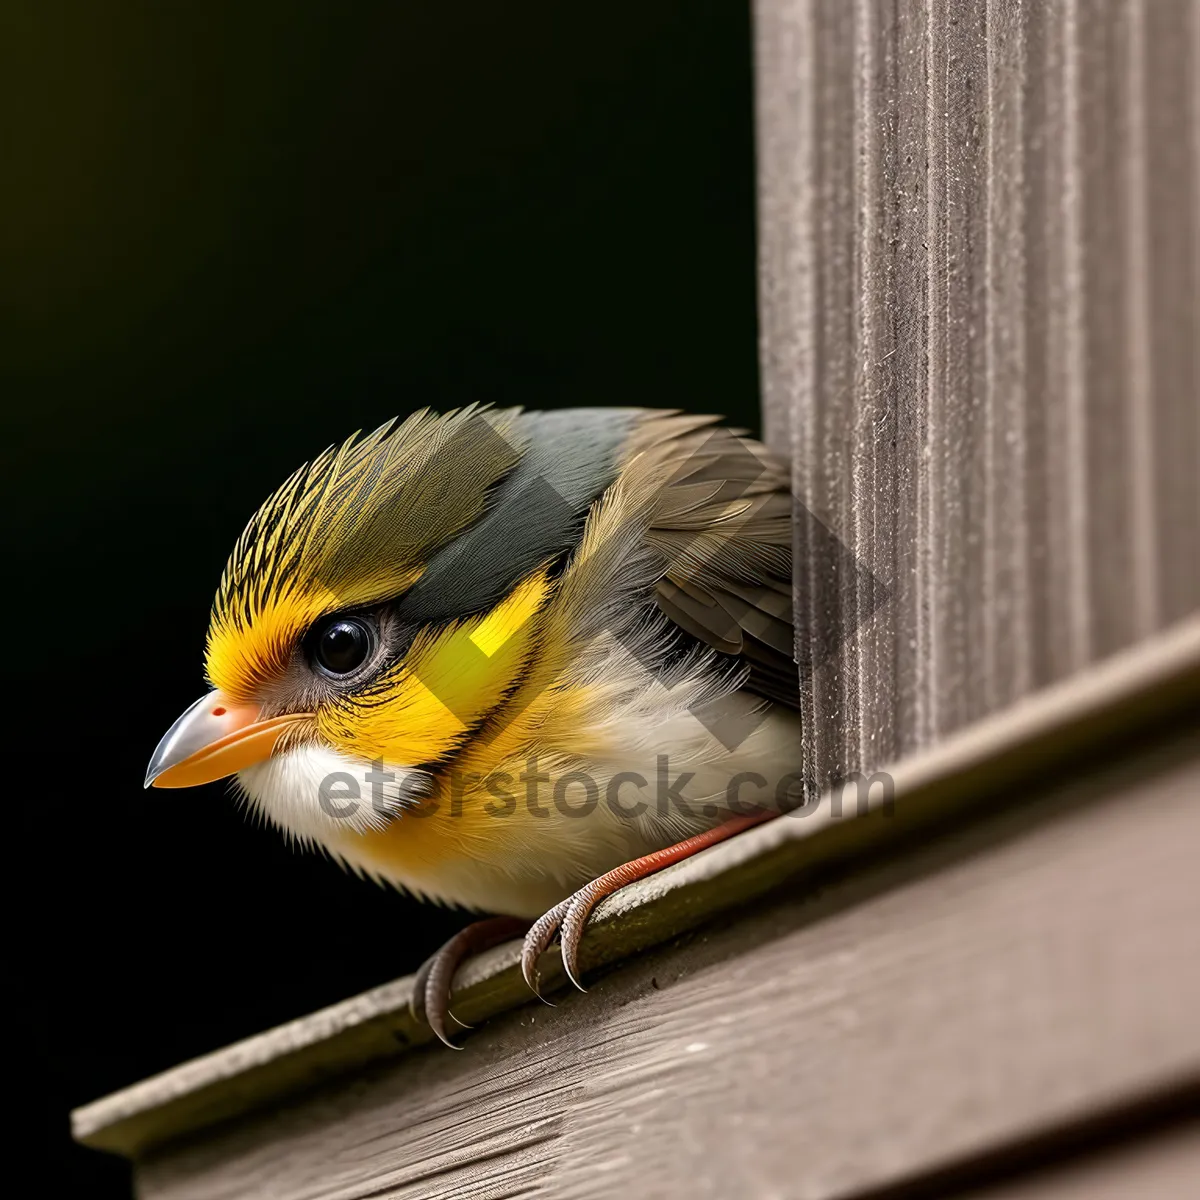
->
xmin=146 ymin=404 xmax=633 ymax=844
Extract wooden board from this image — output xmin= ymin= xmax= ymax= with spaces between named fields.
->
xmin=755 ymin=0 xmax=1200 ymax=792
xmin=72 ymin=617 xmax=1200 ymax=1162
xmin=132 ymin=716 xmax=1200 ymax=1199
xmin=965 ymin=1119 xmax=1200 ymax=1199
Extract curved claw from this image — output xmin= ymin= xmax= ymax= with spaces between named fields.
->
xmin=519 ymin=957 xmax=557 ymax=1007
xmin=558 ymin=893 xmax=599 ymax=992
xmin=410 ymin=916 xmax=530 ymax=1048
xmin=563 ymin=960 xmax=588 ymax=993
xmin=520 ymin=899 xmax=570 ymax=1003
xmin=417 ymin=951 xmax=466 ymax=1049
xmin=427 ymin=1000 xmax=466 ymax=1049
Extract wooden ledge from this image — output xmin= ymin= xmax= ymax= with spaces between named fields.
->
xmin=72 ymin=615 xmax=1200 ymax=1159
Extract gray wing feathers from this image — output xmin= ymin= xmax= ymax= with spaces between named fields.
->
xmin=396 ymin=408 xmax=637 ymax=623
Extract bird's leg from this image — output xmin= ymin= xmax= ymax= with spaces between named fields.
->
xmin=411 ymin=915 xmax=530 ymax=1048
xmin=413 ymin=815 xmax=776 ymax=1044
xmin=521 ymin=811 xmax=777 ymax=997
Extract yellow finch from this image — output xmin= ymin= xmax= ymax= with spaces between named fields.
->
xmin=147 ymin=406 xmax=799 ymax=1042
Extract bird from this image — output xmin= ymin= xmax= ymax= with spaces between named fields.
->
xmin=146 ymin=405 xmax=800 ymax=1044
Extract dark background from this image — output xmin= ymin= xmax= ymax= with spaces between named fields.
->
xmin=6 ymin=2 xmax=759 ymax=1193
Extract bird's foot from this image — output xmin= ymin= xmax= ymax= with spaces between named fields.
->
xmin=520 ymin=811 xmax=776 ymax=999
xmin=411 ymin=915 xmax=531 ymax=1047
xmin=412 ymin=812 xmax=776 ymax=1045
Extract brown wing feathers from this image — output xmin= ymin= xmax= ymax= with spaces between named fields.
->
xmin=631 ymin=416 xmax=799 ymax=710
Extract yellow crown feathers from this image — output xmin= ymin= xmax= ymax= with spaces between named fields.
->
xmin=206 ymin=406 xmax=522 ymax=700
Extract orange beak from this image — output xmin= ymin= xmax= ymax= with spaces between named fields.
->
xmin=145 ymin=691 xmax=311 ymax=789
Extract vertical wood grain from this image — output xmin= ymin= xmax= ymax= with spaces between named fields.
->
xmin=755 ymin=0 xmax=1200 ymax=787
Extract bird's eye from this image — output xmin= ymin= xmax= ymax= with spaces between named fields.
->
xmin=311 ymin=616 xmax=376 ymax=678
